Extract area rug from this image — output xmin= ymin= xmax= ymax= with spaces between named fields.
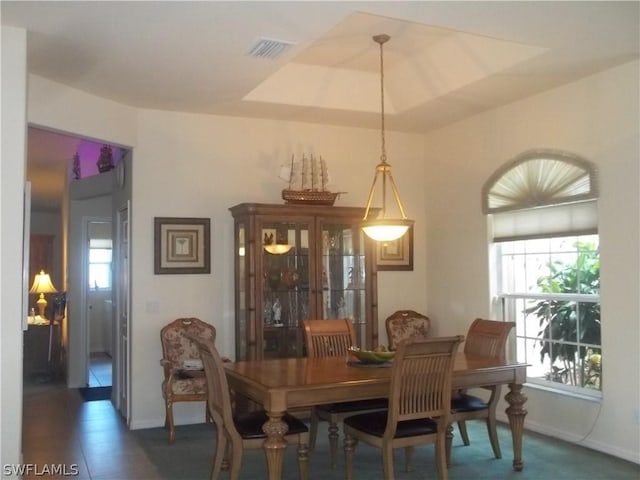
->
xmin=77 ymin=386 xmax=111 ymax=402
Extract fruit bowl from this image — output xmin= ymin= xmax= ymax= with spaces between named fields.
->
xmin=348 ymin=347 xmax=395 ymax=364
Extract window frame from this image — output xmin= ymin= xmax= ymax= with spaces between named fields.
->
xmin=485 ymin=150 xmax=601 ymax=397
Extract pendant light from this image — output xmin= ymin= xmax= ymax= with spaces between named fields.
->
xmin=361 ymin=34 xmax=414 ymax=242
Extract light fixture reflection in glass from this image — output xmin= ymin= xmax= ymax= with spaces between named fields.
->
xmin=361 ymin=34 xmax=414 ymax=242
xmin=264 ymin=244 xmax=294 ymax=255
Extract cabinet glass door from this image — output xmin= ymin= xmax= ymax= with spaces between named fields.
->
xmin=261 ymin=221 xmax=312 ymax=358
xmin=320 ymin=222 xmax=367 ymax=348
xmin=235 ymin=224 xmax=248 ymax=360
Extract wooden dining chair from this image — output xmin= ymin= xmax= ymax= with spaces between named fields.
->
xmin=303 ymin=319 xmax=388 ymax=468
xmin=160 ymin=317 xmax=216 ymax=444
xmin=385 ymin=310 xmax=431 ymax=351
xmin=343 ymin=336 xmax=465 ymax=480
xmin=448 ymin=318 xmax=515 ymax=464
xmin=189 ymin=334 xmax=309 ymax=480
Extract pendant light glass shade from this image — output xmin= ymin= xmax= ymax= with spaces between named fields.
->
xmin=362 ymin=219 xmax=412 ymax=242
xmin=361 ymin=34 xmax=414 ymax=242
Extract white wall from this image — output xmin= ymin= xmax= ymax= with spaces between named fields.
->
xmin=423 ymin=60 xmax=640 ymax=463
xmin=0 ymin=25 xmax=27 ymax=471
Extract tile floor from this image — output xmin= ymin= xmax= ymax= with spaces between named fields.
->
xmin=20 ymin=379 xmax=640 ymax=480
xmin=88 ymin=352 xmax=112 ymax=387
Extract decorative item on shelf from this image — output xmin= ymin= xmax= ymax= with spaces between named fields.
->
xmin=29 ymin=270 xmax=58 ymax=318
xmin=272 ymin=298 xmax=283 ymax=327
xmin=279 ymin=153 xmax=345 ymax=206
xmin=281 ymin=269 xmax=299 ymax=289
xmin=97 ymin=144 xmax=115 ymax=173
xmin=72 ymin=152 xmax=81 ymax=179
xmin=361 ymin=34 xmax=414 ymax=242
xmin=263 ymin=231 xmax=293 ymax=254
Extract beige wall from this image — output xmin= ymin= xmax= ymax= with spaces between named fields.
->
xmin=423 ymin=60 xmax=639 ymax=462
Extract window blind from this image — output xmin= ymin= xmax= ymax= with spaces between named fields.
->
xmin=490 ymin=200 xmax=597 ymax=242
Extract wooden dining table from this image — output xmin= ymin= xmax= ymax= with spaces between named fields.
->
xmin=224 ymin=353 xmax=528 ymax=480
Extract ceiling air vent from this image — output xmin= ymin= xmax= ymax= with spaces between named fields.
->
xmin=246 ymin=37 xmax=295 ymax=60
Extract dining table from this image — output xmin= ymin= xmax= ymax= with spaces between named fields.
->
xmin=224 ymin=353 xmax=528 ymax=480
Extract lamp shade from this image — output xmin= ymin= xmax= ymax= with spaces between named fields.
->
xmin=29 ymin=270 xmax=57 ymax=294
xmin=29 ymin=270 xmax=57 ymax=318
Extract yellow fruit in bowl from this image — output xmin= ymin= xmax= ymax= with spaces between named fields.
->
xmin=348 ymin=346 xmax=394 ymax=364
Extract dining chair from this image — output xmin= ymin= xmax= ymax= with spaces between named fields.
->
xmin=160 ymin=317 xmax=216 ymax=444
xmin=448 ymin=318 xmax=515 ymax=464
xmin=343 ymin=336 xmax=465 ymax=480
xmin=303 ymin=319 xmax=389 ymax=468
xmin=189 ymin=334 xmax=309 ymax=480
xmin=385 ymin=310 xmax=431 ymax=351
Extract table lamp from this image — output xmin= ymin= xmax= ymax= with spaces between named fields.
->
xmin=29 ymin=270 xmax=58 ymax=318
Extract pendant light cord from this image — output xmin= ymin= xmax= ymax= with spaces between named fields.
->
xmin=378 ymin=35 xmax=387 ymax=165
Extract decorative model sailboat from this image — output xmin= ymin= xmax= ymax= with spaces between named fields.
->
xmin=280 ymin=154 xmax=342 ymax=206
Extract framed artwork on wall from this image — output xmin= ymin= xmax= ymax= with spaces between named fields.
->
xmin=154 ymin=217 xmax=210 ymax=274
xmin=375 ymin=226 xmax=414 ymax=271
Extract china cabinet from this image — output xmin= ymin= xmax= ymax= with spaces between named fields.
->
xmin=229 ymin=203 xmax=380 ymax=361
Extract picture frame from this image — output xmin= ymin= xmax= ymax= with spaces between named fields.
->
xmin=154 ymin=217 xmax=211 ymax=274
xmin=375 ymin=226 xmax=414 ymax=271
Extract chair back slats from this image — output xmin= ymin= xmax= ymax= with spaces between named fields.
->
xmin=385 ymin=310 xmax=431 ymax=351
xmin=303 ymin=319 xmax=356 ymax=358
xmin=463 ymin=319 xmax=515 ymax=361
xmin=387 ymin=336 xmax=464 ymax=427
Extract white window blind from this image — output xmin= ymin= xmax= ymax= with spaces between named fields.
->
xmin=490 ymin=199 xmax=597 ymax=242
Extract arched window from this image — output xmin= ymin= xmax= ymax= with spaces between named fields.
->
xmin=483 ymin=149 xmax=598 ymax=241
xmin=484 ymin=150 xmax=601 ymax=395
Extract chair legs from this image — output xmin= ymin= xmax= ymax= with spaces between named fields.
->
xmin=404 ymin=446 xmax=415 ymax=472
xmin=164 ymin=400 xmax=176 ymax=444
xmin=308 ymin=408 xmax=319 ymax=450
xmin=210 ymin=432 xmax=227 ymax=480
xmin=327 ymin=417 xmax=340 ymax=468
xmin=310 ymin=408 xmax=340 ymax=468
xmin=457 ymin=420 xmax=470 ymax=446
xmin=382 ymin=444 xmax=395 ymax=480
xmin=486 ymin=416 xmax=502 ymax=458
xmin=435 ymin=436 xmax=448 ymax=480
xmin=297 ymin=441 xmax=310 ymax=480
xmin=344 ymin=434 xmax=356 ymax=480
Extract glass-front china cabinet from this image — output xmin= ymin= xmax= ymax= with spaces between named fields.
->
xmin=229 ymin=203 xmax=380 ymax=360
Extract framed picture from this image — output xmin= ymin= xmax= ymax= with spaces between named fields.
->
xmin=375 ymin=226 xmax=414 ymax=271
xmin=154 ymin=217 xmax=210 ymax=274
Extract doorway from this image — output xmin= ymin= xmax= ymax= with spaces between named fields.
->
xmin=86 ymin=220 xmax=113 ymax=389
xmin=25 ymin=126 xmax=132 ymax=418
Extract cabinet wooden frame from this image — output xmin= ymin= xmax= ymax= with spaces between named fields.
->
xmin=229 ymin=203 xmax=380 ymax=361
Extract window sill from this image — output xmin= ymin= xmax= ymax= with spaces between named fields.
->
xmin=525 ymin=380 xmax=603 ymax=403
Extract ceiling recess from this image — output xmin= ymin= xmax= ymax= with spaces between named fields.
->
xmin=246 ymin=37 xmax=295 ymax=60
